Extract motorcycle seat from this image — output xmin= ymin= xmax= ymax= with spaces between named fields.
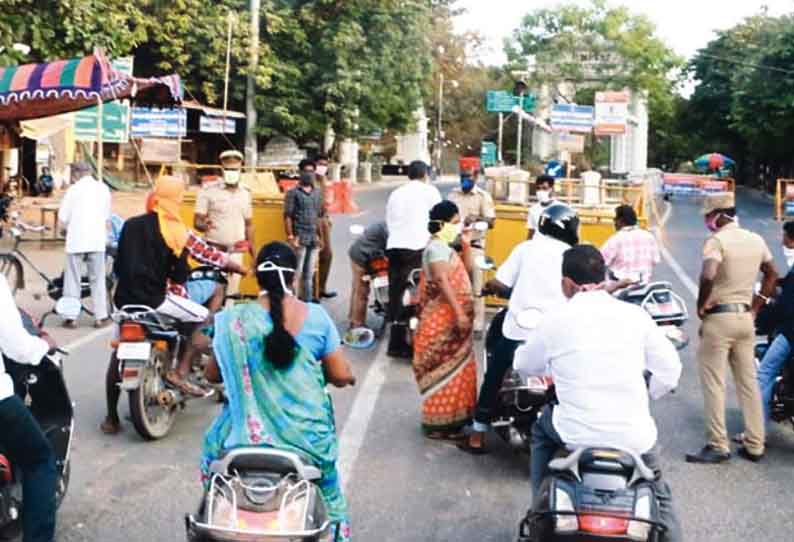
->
xmin=210 ymin=447 xmax=322 ymax=481
xmin=549 ymin=447 xmax=655 ymax=484
xmin=620 ymin=281 xmax=673 ymax=299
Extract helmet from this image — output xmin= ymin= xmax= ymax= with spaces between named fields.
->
xmin=538 ymin=204 xmax=580 ymax=246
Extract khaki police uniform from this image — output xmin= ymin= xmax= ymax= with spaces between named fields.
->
xmin=448 ymin=186 xmax=496 ymax=333
xmin=697 ymin=194 xmax=772 ymax=456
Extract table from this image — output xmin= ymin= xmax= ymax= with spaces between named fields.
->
xmin=39 ymin=203 xmax=61 ymax=239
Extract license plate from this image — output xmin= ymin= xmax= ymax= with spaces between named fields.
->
xmin=373 ymin=275 xmax=389 ymax=288
xmin=117 ymin=342 xmax=152 ymax=360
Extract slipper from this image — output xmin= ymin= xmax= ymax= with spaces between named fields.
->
xmin=343 ymin=327 xmax=376 ymax=349
xmin=100 ymin=418 xmax=121 ymax=435
xmin=457 ymin=439 xmax=488 ymax=455
xmin=165 ymin=371 xmax=207 ymax=397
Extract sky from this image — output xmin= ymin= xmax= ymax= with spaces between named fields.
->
xmin=454 ymin=0 xmax=794 ymax=65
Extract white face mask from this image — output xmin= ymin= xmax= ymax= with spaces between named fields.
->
xmin=315 ymin=165 xmax=328 ymax=176
xmin=783 ymin=246 xmax=794 ymax=268
xmin=224 ymin=169 xmax=241 ymax=185
xmin=537 ymin=190 xmax=551 ymax=204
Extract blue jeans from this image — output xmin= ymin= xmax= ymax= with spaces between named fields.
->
xmin=0 ymin=395 xmax=57 ymax=542
xmin=757 ymin=334 xmax=792 ymax=423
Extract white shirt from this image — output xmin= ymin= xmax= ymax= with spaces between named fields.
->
xmin=386 ymin=180 xmax=442 ymax=251
xmin=495 ymin=235 xmax=569 ymax=340
xmin=58 ymin=176 xmax=112 ymax=254
xmin=0 ymin=274 xmax=50 ymax=401
xmin=514 ymin=291 xmax=681 ymax=455
xmin=526 ymin=200 xmax=558 ymax=232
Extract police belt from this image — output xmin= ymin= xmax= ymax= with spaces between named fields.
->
xmin=705 ymin=303 xmax=751 ymax=315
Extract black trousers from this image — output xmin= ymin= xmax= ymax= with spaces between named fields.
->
xmin=0 ymin=395 xmax=57 ymax=542
xmin=474 ymin=308 xmax=522 ymax=425
xmin=386 ymin=248 xmax=423 ymax=322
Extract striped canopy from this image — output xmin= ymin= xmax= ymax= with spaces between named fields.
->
xmin=0 ymin=50 xmax=181 ymax=122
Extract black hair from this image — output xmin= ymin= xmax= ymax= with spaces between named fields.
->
xmin=298 ymin=158 xmax=316 ymax=172
xmin=255 ymin=242 xmax=299 ymax=369
xmin=784 ymin=221 xmax=794 ymax=239
xmin=299 ymin=171 xmax=316 ymax=185
xmin=562 ymin=245 xmax=606 ymax=285
xmin=316 ymin=153 xmax=329 ymax=162
xmin=721 ymin=207 xmax=737 ymax=218
xmin=408 ymin=160 xmax=428 ymax=180
xmin=428 ymin=200 xmax=459 ymax=234
xmin=614 ymin=204 xmax=638 ymax=226
xmin=536 ymin=174 xmax=555 ymax=188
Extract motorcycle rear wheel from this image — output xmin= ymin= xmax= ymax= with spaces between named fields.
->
xmin=129 ymin=350 xmax=177 ymax=440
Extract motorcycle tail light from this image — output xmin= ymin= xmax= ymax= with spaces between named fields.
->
xmin=119 ymin=322 xmax=146 ymax=342
xmin=553 ymin=488 xmax=577 ymax=533
xmin=0 ymin=454 xmax=11 ymax=483
xmin=371 ymin=257 xmax=389 ymax=273
xmin=579 ymin=514 xmax=629 ymax=535
xmin=627 ymin=493 xmax=653 ymax=540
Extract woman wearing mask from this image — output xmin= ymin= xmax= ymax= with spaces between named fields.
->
xmin=412 ymin=201 xmax=477 ymax=440
xmin=201 ymin=242 xmax=355 ymax=540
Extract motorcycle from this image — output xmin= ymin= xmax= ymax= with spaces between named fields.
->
xmin=477 ymin=255 xmax=552 ymax=454
xmin=518 ymin=446 xmax=664 ymax=542
xmin=614 ymin=276 xmax=690 ymax=350
xmin=755 ymin=332 xmax=794 ymax=428
xmin=0 ymin=312 xmax=72 ymax=539
xmin=185 ymin=448 xmax=334 ymax=542
xmin=349 ymin=224 xmax=390 ymax=338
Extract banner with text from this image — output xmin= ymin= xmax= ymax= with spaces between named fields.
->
xmin=551 ymin=104 xmax=594 ymax=133
xmin=594 ymin=91 xmax=629 ymax=136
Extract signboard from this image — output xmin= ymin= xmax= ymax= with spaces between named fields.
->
xmin=550 ymin=104 xmax=594 ymax=133
xmin=199 ymin=115 xmax=236 ymax=134
xmin=594 ymin=91 xmax=630 ymax=135
xmin=74 ymin=57 xmax=133 ymax=144
xmin=486 ymin=90 xmax=535 ymax=113
xmin=480 ymin=141 xmax=497 ymax=167
xmin=139 ymin=138 xmax=180 ymax=163
xmin=557 ymin=133 xmax=585 ymax=153
xmin=130 ymin=107 xmax=187 ymax=138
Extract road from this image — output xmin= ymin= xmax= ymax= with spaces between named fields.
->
xmin=36 ymin=182 xmax=794 ymax=541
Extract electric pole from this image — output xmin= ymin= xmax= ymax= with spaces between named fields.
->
xmin=245 ymin=0 xmax=260 ymax=167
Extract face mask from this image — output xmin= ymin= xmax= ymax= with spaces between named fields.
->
xmin=316 ymin=165 xmax=328 ymax=176
xmin=300 ymin=176 xmax=315 ymax=187
xmin=224 ymin=170 xmax=241 ymax=185
xmin=784 ymin=246 xmax=794 ymax=268
xmin=705 ymin=214 xmax=720 ymax=232
xmin=461 ymin=177 xmax=474 ymax=193
xmin=435 ymin=222 xmax=459 ymax=245
xmin=537 ymin=190 xmax=551 ymax=204
xmin=257 ymin=261 xmax=295 ymax=297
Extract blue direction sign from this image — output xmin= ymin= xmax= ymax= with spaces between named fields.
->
xmin=550 ymin=104 xmax=594 ymax=133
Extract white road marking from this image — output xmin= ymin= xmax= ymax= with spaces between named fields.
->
xmin=62 ymin=326 xmax=114 ymax=353
xmin=337 ymin=339 xmax=390 ymax=492
xmin=653 ymin=200 xmax=698 ymax=301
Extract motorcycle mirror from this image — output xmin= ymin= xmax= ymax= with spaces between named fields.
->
xmin=474 ymin=255 xmax=495 ymax=271
xmin=473 ymin=221 xmax=489 ymax=232
xmin=516 ymin=308 xmax=542 ymax=330
xmin=349 ymin=224 xmax=365 ymax=236
xmin=55 ymin=297 xmax=82 ymax=320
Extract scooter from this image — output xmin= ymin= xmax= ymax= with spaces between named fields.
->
xmin=185 ymin=448 xmax=334 ymax=542
xmin=613 ymin=273 xmax=690 ymax=350
xmin=477 ymin=255 xmax=552 ymax=454
xmin=0 ymin=311 xmax=72 ymax=540
xmin=349 ymin=224 xmax=390 ymax=338
xmin=755 ymin=331 xmax=794 ymax=428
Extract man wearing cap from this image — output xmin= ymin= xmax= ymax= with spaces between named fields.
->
xmin=194 ymin=150 xmax=254 ymax=297
xmin=58 ymin=161 xmax=112 ymax=328
xmin=447 ymin=168 xmax=495 ymax=338
xmin=686 ymin=192 xmax=778 ymax=464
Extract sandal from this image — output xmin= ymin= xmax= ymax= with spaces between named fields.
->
xmin=100 ymin=417 xmax=121 ymax=435
xmin=165 ymin=371 xmax=208 ymax=397
xmin=457 ymin=433 xmax=488 ymax=455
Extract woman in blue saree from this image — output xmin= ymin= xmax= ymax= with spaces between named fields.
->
xmin=201 ymin=242 xmax=356 ymax=541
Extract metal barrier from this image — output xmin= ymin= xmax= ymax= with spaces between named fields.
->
xmin=775 ymin=178 xmax=794 ymax=222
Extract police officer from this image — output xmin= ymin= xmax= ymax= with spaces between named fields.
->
xmin=447 ymin=168 xmax=496 ymax=339
xmin=687 ymin=192 xmax=778 ymax=464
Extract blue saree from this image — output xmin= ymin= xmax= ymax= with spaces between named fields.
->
xmin=200 ymin=303 xmax=351 ymax=541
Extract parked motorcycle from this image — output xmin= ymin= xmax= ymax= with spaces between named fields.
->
xmin=185 ymin=448 xmax=334 ymax=542
xmin=615 ymin=278 xmax=689 ymax=350
xmin=755 ymin=332 xmax=794 ymax=428
xmin=349 ymin=224 xmax=390 ymax=338
xmin=518 ymin=446 xmax=665 ymax=542
xmin=0 ymin=312 xmax=72 ymax=539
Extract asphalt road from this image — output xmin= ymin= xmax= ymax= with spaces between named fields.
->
xmin=42 ymin=183 xmax=794 ymax=542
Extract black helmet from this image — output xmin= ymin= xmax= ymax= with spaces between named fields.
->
xmin=538 ymin=204 xmax=580 ymax=246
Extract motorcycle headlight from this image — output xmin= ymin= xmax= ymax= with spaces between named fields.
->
xmin=553 ymin=487 xmax=578 ymax=533
xmin=627 ymin=492 xmax=652 ymax=541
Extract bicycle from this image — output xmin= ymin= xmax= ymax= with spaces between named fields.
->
xmin=0 ymin=212 xmax=116 ymax=322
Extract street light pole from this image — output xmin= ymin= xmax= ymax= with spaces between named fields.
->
xmin=516 ymin=92 xmax=524 ymax=169
xmin=436 ymin=71 xmax=444 ymax=177
xmin=245 ymin=0 xmax=260 ymax=167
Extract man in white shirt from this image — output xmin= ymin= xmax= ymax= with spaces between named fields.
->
xmin=58 ymin=161 xmax=112 ymax=328
xmin=385 ymin=161 xmax=441 ymax=357
xmin=0 ymin=273 xmax=58 ymax=542
xmin=526 ymin=174 xmax=558 ymax=239
xmin=515 ymin=245 xmax=681 ymax=542
xmin=459 ymin=204 xmax=577 ymax=453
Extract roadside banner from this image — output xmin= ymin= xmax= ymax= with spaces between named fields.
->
xmin=73 ymin=57 xmax=133 ymax=144
xmin=551 ymin=104 xmax=594 ymax=133
xmin=199 ymin=115 xmax=236 ymax=134
xmin=557 ymin=133 xmax=586 ymax=153
xmin=594 ymin=91 xmax=629 ymax=135
xmin=662 ymin=173 xmax=732 ymax=196
xmin=130 ymin=107 xmax=187 ymax=138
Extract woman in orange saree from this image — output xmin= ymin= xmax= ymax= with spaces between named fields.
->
xmin=412 ymin=201 xmax=478 ymax=440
